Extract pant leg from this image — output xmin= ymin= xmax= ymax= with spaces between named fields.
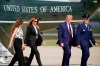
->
xmin=62 ymin=52 xmax=65 ymax=66
xmin=15 ymin=45 xmax=24 ymax=66
xmin=62 ymin=46 xmax=71 ymax=66
xmin=26 ymin=47 xmax=35 ymax=66
xmin=8 ymin=38 xmax=24 ymax=66
xmin=33 ymin=46 xmax=42 ymax=66
xmin=81 ymin=46 xmax=90 ymax=66
xmin=26 ymin=46 xmax=42 ymax=66
xmin=8 ymin=53 xmax=18 ymax=66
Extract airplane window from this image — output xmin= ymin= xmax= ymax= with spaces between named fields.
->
xmin=39 ymin=0 xmax=81 ymax=2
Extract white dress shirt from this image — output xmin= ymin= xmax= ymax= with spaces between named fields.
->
xmin=33 ymin=25 xmax=38 ymax=39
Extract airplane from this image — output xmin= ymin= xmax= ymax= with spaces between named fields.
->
xmin=0 ymin=0 xmax=100 ymax=21
xmin=0 ymin=0 xmax=100 ymax=56
xmin=0 ymin=0 xmax=100 ymax=28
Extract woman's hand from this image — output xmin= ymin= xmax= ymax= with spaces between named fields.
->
xmin=8 ymin=43 xmax=12 ymax=49
xmin=22 ymin=44 xmax=26 ymax=50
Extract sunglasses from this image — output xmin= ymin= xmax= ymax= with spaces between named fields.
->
xmin=31 ymin=20 xmax=37 ymax=22
xmin=32 ymin=20 xmax=38 ymax=22
xmin=84 ymin=18 xmax=89 ymax=20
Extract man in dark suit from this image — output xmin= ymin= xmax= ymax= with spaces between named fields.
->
xmin=24 ymin=17 xmax=42 ymax=66
xmin=58 ymin=15 xmax=76 ymax=66
xmin=76 ymin=14 xmax=97 ymax=66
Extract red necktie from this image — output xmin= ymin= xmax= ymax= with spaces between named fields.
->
xmin=69 ymin=24 xmax=72 ymax=41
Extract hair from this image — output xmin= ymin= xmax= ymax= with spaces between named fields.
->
xmin=66 ymin=15 xmax=73 ymax=19
xmin=28 ymin=17 xmax=36 ymax=26
xmin=28 ymin=17 xmax=40 ymax=26
xmin=12 ymin=19 xmax=23 ymax=34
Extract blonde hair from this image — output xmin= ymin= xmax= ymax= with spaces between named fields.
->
xmin=66 ymin=15 xmax=73 ymax=19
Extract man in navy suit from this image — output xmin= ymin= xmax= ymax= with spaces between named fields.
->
xmin=76 ymin=15 xmax=97 ymax=66
xmin=58 ymin=15 xmax=76 ymax=66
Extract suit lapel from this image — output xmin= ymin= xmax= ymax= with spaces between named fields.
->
xmin=36 ymin=27 xmax=39 ymax=34
xmin=84 ymin=24 xmax=87 ymax=30
xmin=64 ymin=22 xmax=70 ymax=35
xmin=31 ymin=25 xmax=37 ymax=35
xmin=70 ymin=23 xmax=74 ymax=31
xmin=71 ymin=24 xmax=74 ymax=35
xmin=88 ymin=25 xmax=91 ymax=31
xmin=83 ymin=24 xmax=88 ymax=31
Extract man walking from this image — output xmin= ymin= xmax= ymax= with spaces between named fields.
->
xmin=76 ymin=14 xmax=97 ymax=66
xmin=58 ymin=15 xmax=76 ymax=66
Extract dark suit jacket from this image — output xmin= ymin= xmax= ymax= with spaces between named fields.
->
xmin=76 ymin=23 xmax=96 ymax=47
xmin=57 ymin=22 xmax=77 ymax=47
xmin=24 ymin=25 xmax=43 ymax=47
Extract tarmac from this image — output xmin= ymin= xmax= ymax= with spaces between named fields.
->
xmin=0 ymin=46 xmax=100 ymax=66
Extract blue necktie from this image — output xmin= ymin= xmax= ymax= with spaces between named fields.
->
xmin=86 ymin=24 xmax=89 ymax=31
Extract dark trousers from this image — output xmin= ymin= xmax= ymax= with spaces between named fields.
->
xmin=26 ymin=45 xmax=42 ymax=66
xmin=62 ymin=43 xmax=71 ymax=66
xmin=81 ymin=46 xmax=90 ymax=66
xmin=8 ymin=38 xmax=24 ymax=66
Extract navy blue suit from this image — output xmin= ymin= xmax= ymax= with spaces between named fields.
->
xmin=58 ymin=22 xmax=76 ymax=66
xmin=76 ymin=23 xmax=96 ymax=66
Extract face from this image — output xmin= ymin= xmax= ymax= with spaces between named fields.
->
xmin=17 ymin=19 xmax=23 ymax=26
xmin=20 ymin=21 xmax=23 ymax=25
xmin=32 ymin=19 xmax=38 ymax=26
xmin=20 ymin=22 xmax=23 ymax=26
xmin=66 ymin=15 xmax=72 ymax=23
xmin=83 ymin=19 xmax=89 ymax=24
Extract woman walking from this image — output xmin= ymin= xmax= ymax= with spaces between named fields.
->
xmin=24 ymin=17 xmax=42 ymax=66
xmin=8 ymin=19 xmax=26 ymax=66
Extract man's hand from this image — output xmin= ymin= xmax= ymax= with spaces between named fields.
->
xmin=77 ymin=45 xmax=81 ymax=48
xmin=94 ymin=43 xmax=98 ymax=47
xmin=60 ymin=43 xmax=64 ymax=47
